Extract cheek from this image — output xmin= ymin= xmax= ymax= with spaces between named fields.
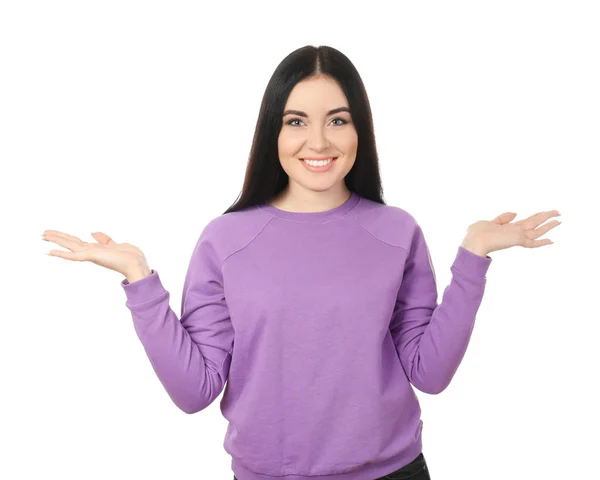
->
xmin=345 ymin=130 xmax=359 ymax=150
xmin=278 ymin=132 xmax=304 ymax=155
xmin=331 ymin=128 xmax=358 ymax=151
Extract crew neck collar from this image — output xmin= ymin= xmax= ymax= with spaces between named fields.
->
xmin=259 ymin=191 xmax=361 ymax=224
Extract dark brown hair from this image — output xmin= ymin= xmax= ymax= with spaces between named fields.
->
xmin=223 ymin=45 xmax=385 ymax=215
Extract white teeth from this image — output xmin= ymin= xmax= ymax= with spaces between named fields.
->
xmin=303 ymin=158 xmax=334 ymax=166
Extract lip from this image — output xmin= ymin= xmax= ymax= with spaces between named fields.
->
xmin=300 ymin=156 xmax=337 ymax=160
xmin=300 ymin=156 xmax=337 ymax=173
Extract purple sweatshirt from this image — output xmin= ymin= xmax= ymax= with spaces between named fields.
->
xmin=121 ymin=191 xmax=492 ymax=480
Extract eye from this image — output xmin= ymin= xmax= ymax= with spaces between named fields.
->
xmin=331 ymin=118 xmax=348 ymax=126
xmin=285 ymin=117 xmax=348 ymax=127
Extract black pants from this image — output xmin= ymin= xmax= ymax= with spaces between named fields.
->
xmin=234 ymin=451 xmax=430 ymax=480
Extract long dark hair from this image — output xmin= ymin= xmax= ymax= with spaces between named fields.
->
xmin=222 ymin=45 xmax=386 ymax=215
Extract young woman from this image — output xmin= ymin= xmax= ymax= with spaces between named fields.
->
xmin=42 ymin=45 xmax=561 ymax=480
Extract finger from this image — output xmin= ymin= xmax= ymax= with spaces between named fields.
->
xmin=43 ymin=230 xmax=85 ymax=244
xmin=492 ymin=212 xmax=517 ymax=224
xmin=47 ymin=249 xmax=86 ymax=261
xmin=514 ymin=211 xmax=545 ymax=226
xmin=519 ymin=210 xmax=560 ymax=230
xmin=523 ymin=237 xmax=553 ymax=248
xmin=528 ymin=219 xmax=561 ymax=239
xmin=91 ymin=232 xmax=115 ymax=245
xmin=43 ymin=232 xmax=84 ymax=252
xmin=529 ymin=211 xmax=560 ymax=229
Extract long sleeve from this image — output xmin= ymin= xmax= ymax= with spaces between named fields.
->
xmin=389 ymin=223 xmax=492 ymax=395
xmin=121 ymin=222 xmax=234 ymax=413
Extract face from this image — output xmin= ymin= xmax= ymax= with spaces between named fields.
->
xmin=277 ymin=76 xmax=358 ymax=194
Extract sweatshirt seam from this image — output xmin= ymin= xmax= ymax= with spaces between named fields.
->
xmin=256 ymin=196 xmax=363 ymax=225
xmin=450 ymin=264 xmax=488 ymax=280
xmin=126 ymin=289 xmax=170 ymax=312
xmin=352 ymin=218 xmax=411 ymax=256
xmin=220 ymin=214 xmax=279 ymax=270
xmin=354 ymin=220 xmax=489 ymax=278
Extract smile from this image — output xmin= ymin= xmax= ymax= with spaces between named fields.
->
xmin=300 ymin=157 xmax=337 ymax=172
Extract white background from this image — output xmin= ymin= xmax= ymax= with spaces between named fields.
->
xmin=2 ymin=1 xmax=598 ymax=479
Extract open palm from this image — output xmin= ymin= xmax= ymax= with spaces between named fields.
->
xmin=42 ymin=230 xmax=147 ymax=275
xmin=467 ymin=210 xmax=562 ymax=254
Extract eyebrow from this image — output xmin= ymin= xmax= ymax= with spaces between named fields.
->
xmin=282 ymin=106 xmax=351 ymax=117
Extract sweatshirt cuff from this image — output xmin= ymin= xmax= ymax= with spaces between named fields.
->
xmin=121 ymin=269 xmax=168 ymax=309
xmin=453 ymin=246 xmax=492 ymax=278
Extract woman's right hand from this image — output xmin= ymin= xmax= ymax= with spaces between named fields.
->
xmin=42 ymin=230 xmax=149 ymax=277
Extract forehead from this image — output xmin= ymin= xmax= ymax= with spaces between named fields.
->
xmin=284 ymin=77 xmax=348 ymax=111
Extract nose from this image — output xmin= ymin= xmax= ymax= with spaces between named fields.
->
xmin=306 ymin=125 xmax=330 ymax=151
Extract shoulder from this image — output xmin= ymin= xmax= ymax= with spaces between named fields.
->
xmin=194 ymin=205 xmax=274 ymax=264
xmin=353 ymin=197 xmax=420 ymax=251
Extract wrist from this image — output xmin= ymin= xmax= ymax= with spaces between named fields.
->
xmin=125 ymin=263 xmax=152 ymax=283
xmin=461 ymin=236 xmax=489 ymax=258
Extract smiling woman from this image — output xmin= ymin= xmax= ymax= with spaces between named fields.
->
xmin=41 ymin=42 xmax=559 ymax=480
xmin=220 ymin=45 xmax=382 ymax=216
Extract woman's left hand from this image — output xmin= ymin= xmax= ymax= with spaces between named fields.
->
xmin=461 ymin=210 xmax=562 ymax=256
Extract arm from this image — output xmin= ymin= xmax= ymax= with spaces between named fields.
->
xmin=389 ymin=222 xmax=492 ymax=394
xmin=121 ymin=222 xmax=233 ymax=413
